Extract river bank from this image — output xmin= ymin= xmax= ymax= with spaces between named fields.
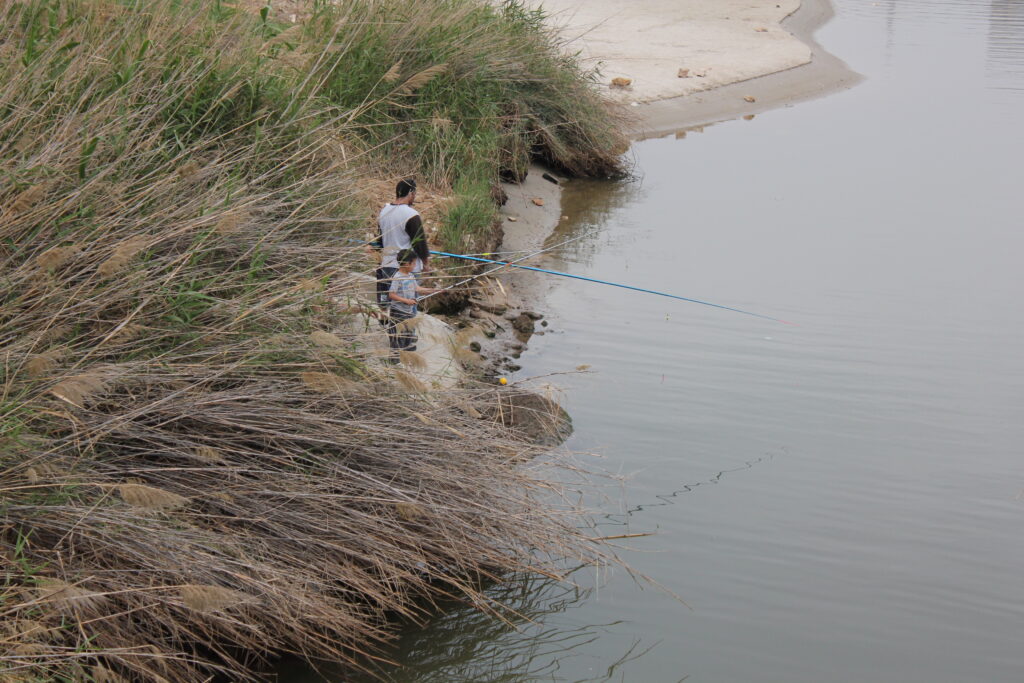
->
xmin=0 ymin=2 xmax=625 ymax=681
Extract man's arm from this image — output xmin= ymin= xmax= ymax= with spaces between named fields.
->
xmin=404 ymin=215 xmax=429 ymax=266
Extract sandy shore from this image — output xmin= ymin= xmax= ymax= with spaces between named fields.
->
xmin=529 ymin=0 xmax=860 ymax=136
xmin=531 ymin=0 xmax=812 ymax=104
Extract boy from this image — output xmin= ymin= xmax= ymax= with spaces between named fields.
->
xmin=386 ymin=249 xmax=438 ymax=362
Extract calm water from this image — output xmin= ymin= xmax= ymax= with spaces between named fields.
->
xmin=287 ymin=0 xmax=1024 ymax=680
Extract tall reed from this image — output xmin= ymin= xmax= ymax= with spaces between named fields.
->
xmin=0 ymin=0 xmax=621 ymax=679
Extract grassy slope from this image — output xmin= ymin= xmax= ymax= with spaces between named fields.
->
xmin=0 ymin=0 xmax=624 ymax=680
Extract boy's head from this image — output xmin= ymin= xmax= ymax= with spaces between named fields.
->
xmin=397 ymin=249 xmax=417 ymax=271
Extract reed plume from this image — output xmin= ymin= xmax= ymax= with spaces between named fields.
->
xmin=116 ymin=483 xmax=189 ymax=510
xmin=382 ymin=60 xmax=403 ymax=83
xmin=26 ymin=348 xmax=66 ymax=378
xmin=48 ymin=372 xmax=110 ymax=407
xmin=35 ymin=245 xmax=79 ymax=271
xmin=179 ymin=585 xmax=252 ymax=613
xmin=310 ymin=330 xmax=344 ymax=348
xmin=399 ymin=64 xmax=447 ymax=94
xmin=4 ymin=184 xmax=48 ymax=217
xmin=399 ymin=349 xmax=427 ymax=370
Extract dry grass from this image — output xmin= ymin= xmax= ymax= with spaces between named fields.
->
xmin=0 ymin=0 xmax=622 ymax=680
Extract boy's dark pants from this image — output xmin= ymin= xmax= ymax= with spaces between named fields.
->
xmin=375 ymin=266 xmax=397 ymax=324
xmin=386 ymin=308 xmax=417 ymax=359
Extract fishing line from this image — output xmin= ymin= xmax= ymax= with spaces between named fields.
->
xmin=417 ymin=228 xmax=601 ymax=304
xmin=429 ymin=251 xmax=795 ymax=325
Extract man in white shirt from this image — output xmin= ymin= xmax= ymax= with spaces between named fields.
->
xmin=374 ymin=178 xmax=430 ymax=313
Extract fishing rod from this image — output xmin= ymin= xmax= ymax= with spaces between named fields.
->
xmin=428 ymin=250 xmax=795 ymax=326
xmin=417 ymin=229 xmax=601 ymax=304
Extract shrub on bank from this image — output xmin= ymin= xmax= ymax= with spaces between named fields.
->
xmin=0 ymin=0 xmax=622 ymax=680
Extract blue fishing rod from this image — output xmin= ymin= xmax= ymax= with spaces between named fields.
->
xmin=429 ymin=249 xmax=795 ymax=326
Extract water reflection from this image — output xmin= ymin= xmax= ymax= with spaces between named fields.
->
xmin=543 ymin=177 xmax=643 ymax=271
xmin=988 ymin=0 xmax=1024 ymax=86
xmin=286 ymin=572 xmax=663 ymax=683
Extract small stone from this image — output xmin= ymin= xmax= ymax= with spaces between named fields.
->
xmin=561 ymin=215 xmax=569 ymax=220
xmin=512 ymin=313 xmax=535 ymax=335
xmin=483 ymin=306 xmax=509 ymax=316
xmin=744 ymin=114 xmax=756 ymax=121
xmin=677 ymin=68 xmax=690 ymax=78
xmin=610 ymin=77 xmax=632 ymax=87
xmin=531 ymin=197 xmax=544 ymax=206
xmin=744 ymin=96 xmax=756 ymax=103
xmin=484 ymin=330 xmax=496 ymax=338
xmin=755 ymin=27 xmax=768 ymax=32
xmin=469 ymin=341 xmax=482 ymax=352
xmin=540 ymin=320 xmax=548 ymax=327
xmin=522 ymin=310 xmax=543 ymax=320
xmin=507 ymin=215 xmax=518 ymax=222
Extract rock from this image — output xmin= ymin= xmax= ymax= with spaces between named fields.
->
xmin=531 ymin=197 xmax=544 ymax=207
xmin=755 ymin=27 xmax=768 ymax=32
xmin=512 ymin=313 xmax=535 ymax=336
xmin=744 ymin=114 xmax=756 ymax=121
xmin=475 ymin=302 xmax=507 ymax=315
xmin=469 ymin=309 xmax=486 ymax=319
xmin=540 ymin=320 xmax=548 ymax=327
xmin=541 ymin=172 xmax=559 ymax=185
xmin=677 ymin=68 xmax=690 ymax=78
xmin=507 ymin=215 xmax=518 ymax=222
xmin=744 ymin=96 xmax=757 ymax=103
xmin=482 ymin=388 xmax=573 ymax=446
xmin=610 ymin=77 xmax=632 ymax=88
xmin=469 ymin=341 xmax=482 ymax=353
xmin=522 ymin=310 xmax=543 ymax=320
xmin=491 ymin=184 xmax=508 ymax=205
